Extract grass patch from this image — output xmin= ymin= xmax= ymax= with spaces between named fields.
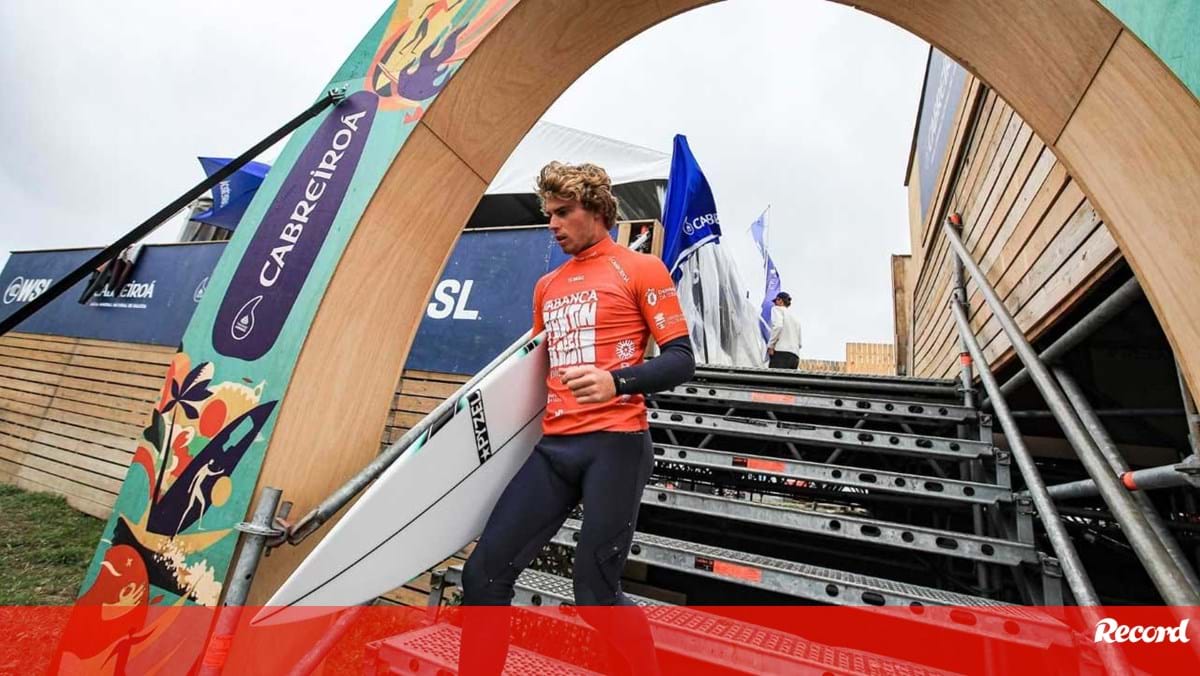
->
xmin=0 ymin=484 xmax=104 ymax=604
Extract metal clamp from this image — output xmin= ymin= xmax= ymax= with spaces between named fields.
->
xmin=328 ymin=86 xmax=348 ymax=103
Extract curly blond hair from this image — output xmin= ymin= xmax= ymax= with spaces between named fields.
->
xmin=536 ymin=161 xmax=619 ymax=227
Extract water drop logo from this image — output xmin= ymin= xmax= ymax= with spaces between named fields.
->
xmin=231 ymin=295 xmax=263 ymax=342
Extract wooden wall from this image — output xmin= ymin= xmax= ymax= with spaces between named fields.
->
xmin=378 ymin=369 xmax=470 ymax=453
xmin=0 ymin=332 xmax=174 ymax=518
xmin=907 ymin=77 xmax=1122 ymax=379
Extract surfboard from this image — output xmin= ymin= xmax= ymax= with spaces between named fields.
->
xmin=255 ymin=333 xmax=548 ymax=623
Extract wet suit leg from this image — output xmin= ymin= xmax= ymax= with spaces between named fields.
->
xmin=460 ymin=442 xmax=579 ymax=674
xmin=573 ymin=431 xmax=660 ymax=676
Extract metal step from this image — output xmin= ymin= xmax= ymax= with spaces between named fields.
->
xmin=641 ymin=486 xmax=1035 ymax=565
xmin=365 ymin=622 xmax=599 ymax=675
xmin=439 ymin=567 xmax=965 ymax=675
xmin=656 ymin=383 xmax=977 ymax=425
xmin=692 ymin=364 xmax=961 ymax=398
xmin=543 ymin=521 xmax=1070 ymax=648
xmin=653 ymin=443 xmax=1011 ymax=506
xmin=649 ymin=409 xmax=994 ymax=460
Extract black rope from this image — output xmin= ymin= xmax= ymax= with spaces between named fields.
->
xmin=0 ymin=88 xmax=345 ymax=338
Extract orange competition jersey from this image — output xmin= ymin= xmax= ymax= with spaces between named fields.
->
xmin=532 ymin=236 xmax=689 ymax=435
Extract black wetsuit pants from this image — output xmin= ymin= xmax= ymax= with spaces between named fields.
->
xmin=460 ymin=430 xmax=659 ymax=675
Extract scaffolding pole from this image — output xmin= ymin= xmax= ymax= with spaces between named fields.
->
xmin=948 ymin=302 xmax=1099 ymax=605
xmin=1053 ymin=369 xmax=1200 ymax=595
xmin=944 ymin=219 xmax=1200 ymax=606
xmin=984 ymin=277 xmax=1143 ymax=408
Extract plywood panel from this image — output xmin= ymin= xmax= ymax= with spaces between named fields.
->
xmin=247 ymin=124 xmax=488 ymax=604
xmin=849 ymin=0 xmax=1121 ymax=141
xmin=1057 ymin=30 xmax=1200 ymax=395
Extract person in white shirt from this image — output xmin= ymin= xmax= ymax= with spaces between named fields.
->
xmin=767 ymin=291 xmax=802 ymax=369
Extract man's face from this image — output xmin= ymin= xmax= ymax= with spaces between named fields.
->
xmin=774 ymin=298 xmax=785 ymax=307
xmin=546 ymin=196 xmax=606 ymax=255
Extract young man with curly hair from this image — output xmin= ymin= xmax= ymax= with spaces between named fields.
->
xmin=460 ymin=162 xmax=695 ymax=675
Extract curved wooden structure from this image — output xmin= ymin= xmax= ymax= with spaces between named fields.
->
xmin=246 ymin=0 xmax=1200 ymax=600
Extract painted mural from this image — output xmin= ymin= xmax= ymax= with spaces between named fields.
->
xmin=60 ymin=0 xmax=520 ymax=671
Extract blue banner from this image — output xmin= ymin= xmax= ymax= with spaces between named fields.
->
xmin=915 ymin=49 xmax=967 ymax=222
xmin=191 ymin=157 xmax=272 ymax=231
xmin=0 ymin=242 xmax=225 ymax=345
xmin=749 ymin=210 xmax=780 ymax=342
xmin=661 ymin=134 xmax=721 ymax=280
xmin=405 ymin=227 xmax=575 ymax=374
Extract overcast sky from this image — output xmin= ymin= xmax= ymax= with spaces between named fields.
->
xmin=0 ymin=0 xmax=927 ymax=361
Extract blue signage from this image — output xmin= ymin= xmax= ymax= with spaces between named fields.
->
xmin=0 ymin=242 xmax=226 ymax=346
xmin=915 ymin=49 xmax=967 ymax=222
xmin=213 ymin=91 xmax=379 ymax=361
xmin=405 ymin=227 xmax=575 ymax=375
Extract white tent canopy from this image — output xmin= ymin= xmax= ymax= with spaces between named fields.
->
xmin=468 ymin=122 xmax=669 ymax=228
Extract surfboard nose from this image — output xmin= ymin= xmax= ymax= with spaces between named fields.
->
xmin=249 ymin=599 xmax=342 ymax=627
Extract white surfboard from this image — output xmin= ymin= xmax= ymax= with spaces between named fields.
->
xmin=255 ymin=335 xmax=548 ymax=624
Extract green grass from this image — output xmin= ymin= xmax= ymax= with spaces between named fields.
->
xmin=0 ymin=484 xmax=104 ymax=605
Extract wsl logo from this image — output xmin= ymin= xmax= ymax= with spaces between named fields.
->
xmin=4 ymin=276 xmax=54 ymax=305
xmin=212 ymin=91 xmax=379 ymax=360
xmin=466 ymin=390 xmax=492 ymax=464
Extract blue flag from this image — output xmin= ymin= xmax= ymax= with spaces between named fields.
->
xmin=750 ymin=209 xmax=780 ymax=342
xmin=192 ymin=157 xmax=272 ymax=231
xmin=661 ymin=135 xmax=722 ymax=280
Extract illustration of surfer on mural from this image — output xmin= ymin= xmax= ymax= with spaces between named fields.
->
xmin=368 ymin=0 xmax=517 ymax=120
xmin=58 ymin=0 xmax=522 ymax=672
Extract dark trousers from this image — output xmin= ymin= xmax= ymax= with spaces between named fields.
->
xmin=769 ymin=350 xmax=799 ymax=369
xmin=460 ymin=431 xmax=660 ymax=675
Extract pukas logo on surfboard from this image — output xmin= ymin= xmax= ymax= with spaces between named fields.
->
xmin=213 ymin=91 xmax=379 ymax=360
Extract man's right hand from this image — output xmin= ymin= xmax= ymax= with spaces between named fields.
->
xmin=767 ymin=347 xmax=775 ymax=356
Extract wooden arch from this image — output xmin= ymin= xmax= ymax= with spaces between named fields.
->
xmin=248 ymin=0 xmax=1200 ymax=599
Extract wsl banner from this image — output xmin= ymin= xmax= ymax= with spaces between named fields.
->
xmin=406 ymin=227 xmax=571 ymax=375
xmin=64 ymin=1 xmax=521 ymax=672
xmin=0 ymin=243 xmax=224 ymax=346
xmin=915 ymin=48 xmax=967 ymax=222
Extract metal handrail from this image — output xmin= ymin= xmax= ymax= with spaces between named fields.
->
xmin=943 ymin=216 xmax=1200 ymax=606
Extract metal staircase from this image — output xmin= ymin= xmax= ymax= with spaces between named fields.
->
xmin=406 ymin=366 xmax=1080 ymax=673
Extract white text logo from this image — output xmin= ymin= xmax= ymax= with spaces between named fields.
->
xmin=427 ymin=279 xmax=480 ymax=320
xmin=4 ymin=276 xmax=53 ymax=304
xmin=1093 ymin=618 xmax=1190 ymax=643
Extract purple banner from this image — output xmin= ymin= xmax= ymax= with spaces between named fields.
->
xmin=213 ymin=92 xmax=379 ymax=360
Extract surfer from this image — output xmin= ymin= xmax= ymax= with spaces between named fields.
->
xmin=460 ymin=161 xmax=694 ymax=675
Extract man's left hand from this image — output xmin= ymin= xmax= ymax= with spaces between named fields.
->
xmin=560 ymin=366 xmax=617 ymax=404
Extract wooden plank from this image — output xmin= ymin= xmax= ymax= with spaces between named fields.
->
xmin=399 ymin=379 xmax=461 ymax=399
xmin=912 ymin=132 xmax=1047 ymax=367
xmin=0 ymin=378 xmax=155 ymax=420
xmin=924 ymin=205 xmax=1107 ymax=377
xmin=912 ymin=101 xmax=1013 ymax=343
xmin=0 ymin=456 xmax=115 ymax=515
xmin=913 ymin=93 xmax=1006 ymax=323
xmin=0 ymin=358 xmax=163 ymax=394
xmin=392 ymin=394 xmax=444 ymax=414
xmin=980 ymin=228 xmax=1121 ymax=366
xmin=0 ymin=365 xmax=159 ymax=403
xmin=914 ymin=174 xmax=1087 ymax=375
xmin=0 ymin=412 xmax=136 ymax=463
xmin=891 ymin=255 xmax=912 ymax=376
xmin=2 ymin=396 xmax=144 ymax=440
xmin=0 ymin=434 xmax=127 ymax=482
xmin=0 ymin=444 xmax=123 ymax=493
xmin=402 ymin=370 xmax=470 ymax=384
xmin=0 ymin=410 xmax=138 ymax=458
